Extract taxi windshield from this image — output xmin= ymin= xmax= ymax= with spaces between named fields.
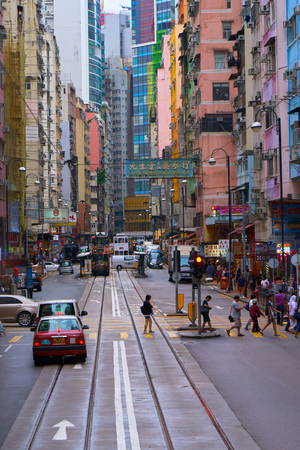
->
xmin=38 ymin=318 xmax=80 ymax=331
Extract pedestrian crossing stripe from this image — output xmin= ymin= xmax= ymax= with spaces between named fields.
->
xmin=120 ymin=332 xmax=128 ymax=339
xmin=89 ymin=333 xmax=97 ymax=339
xmin=143 ymin=333 xmax=153 ymax=338
xmin=166 ymin=331 xmax=177 ymax=338
xmin=250 ymin=331 xmax=263 ymax=338
xmin=9 ymin=335 xmax=23 ymax=343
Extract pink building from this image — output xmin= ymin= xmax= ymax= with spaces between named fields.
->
xmin=156 ymin=35 xmax=171 ymax=159
xmin=191 ymin=0 xmax=242 ymax=244
xmin=0 ymin=4 xmax=6 ymax=257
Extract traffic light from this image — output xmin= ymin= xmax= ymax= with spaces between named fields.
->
xmin=194 ymin=251 xmax=204 ymax=278
xmin=173 ymin=249 xmax=181 ymax=272
xmin=132 ymin=242 xmax=137 ymax=252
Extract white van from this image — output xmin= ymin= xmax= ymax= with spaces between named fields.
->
xmin=110 ymin=255 xmax=140 ymax=271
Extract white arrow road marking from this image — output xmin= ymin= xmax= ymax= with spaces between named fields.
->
xmin=52 ymin=420 xmax=75 ymax=440
xmin=214 ymin=306 xmax=224 ymax=309
xmin=73 ymin=363 xmax=82 ymax=369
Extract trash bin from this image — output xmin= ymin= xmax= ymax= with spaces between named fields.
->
xmin=220 ymin=277 xmax=229 ymax=290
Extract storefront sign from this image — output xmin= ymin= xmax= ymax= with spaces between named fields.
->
xmin=213 ymin=205 xmax=250 ymax=215
xmin=277 ymin=244 xmax=290 ymax=255
xmin=51 ymin=227 xmax=59 ymax=234
xmin=233 ymin=243 xmax=243 ymax=258
xmin=272 ymin=204 xmax=300 ymax=234
xmin=52 ymin=235 xmax=59 ymax=241
xmin=44 ymin=208 xmax=69 ymax=224
xmin=54 ymin=211 xmax=76 ymax=227
xmin=126 ymin=159 xmax=193 ymax=179
xmin=204 ymin=244 xmax=221 ymax=257
xmin=256 ymin=243 xmax=277 ymax=261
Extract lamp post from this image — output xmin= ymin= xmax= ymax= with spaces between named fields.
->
xmin=25 ymin=174 xmax=40 ymax=259
xmin=208 ymin=148 xmax=232 ymax=292
xmin=5 ymin=158 xmax=26 ymax=258
xmin=170 ymin=188 xmax=175 ymax=244
xmin=161 ymin=197 xmax=166 ymax=250
xmin=251 ymin=107 xmax=284 ymax=281
xmin=181 ymin=179 xmax=187 ymax=240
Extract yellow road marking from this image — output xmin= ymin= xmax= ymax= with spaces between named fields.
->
xmin=250 ymin=332 xmax=264 ymax=338
xmin=143 ymin=333 xmax=153 ymax=338
xmin=89 ymin=333 xmax=97 ymax=339
xmin=9 ymin=335 xmax=23 ymax=343
xmin=167 ymin=331 xmax=177 ymax=338
xmin=277 ymin=332 xmax=287 ymax=338
xmin=120 ymin=332 xmax=128 ymax=339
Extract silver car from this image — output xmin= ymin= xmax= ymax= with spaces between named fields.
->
xmin=44 ymin=261 xmax=59 ymax=272
xmin=0 ymin=295 xmax=38 ymax=326
xmin=59 ymin=260 xmax=74 ymax=275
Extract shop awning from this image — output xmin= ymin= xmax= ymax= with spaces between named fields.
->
xmin=227 ymin=223 xmax=254 ymax=236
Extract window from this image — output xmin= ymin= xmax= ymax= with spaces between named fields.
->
xmin=213 ymin=83 xmax=229 ymax=101
xmin=25 ymin=82 xmax=31 ymax=90
xmin=223 ymin=22 xmax=231 ymax=39
xmin=215 ymin=52 xmax=226 ymax=69
xmin=266 ymin=110 xmax=275 ymax=129
xmin=268 ymin=157 xmax=274 ymax=177
xmin=227 ymin=0 xmax=231 ymax=8
xmin=200 ymin=114 xmax=233 ymax=133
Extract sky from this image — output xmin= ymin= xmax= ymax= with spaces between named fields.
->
xmin=104 ymin=0 xmax=131 ymax=13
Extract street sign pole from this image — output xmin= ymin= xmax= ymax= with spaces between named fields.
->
xmin=175 ymin=245 xmax=179 ymax=313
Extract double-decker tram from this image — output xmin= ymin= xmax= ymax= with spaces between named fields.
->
xmin=91 ymin=235 xmax=110 ymax=276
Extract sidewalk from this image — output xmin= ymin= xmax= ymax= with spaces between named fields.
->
xmin=203 ymin=279 xmax=251 ymax=303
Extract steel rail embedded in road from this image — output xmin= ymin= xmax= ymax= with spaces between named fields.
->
xmin=127 ymin=270 xmax=236 ymax=450
xmin=117 ymin=270 xmax=174 ymax=450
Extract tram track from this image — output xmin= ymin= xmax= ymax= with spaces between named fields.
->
xmin=125 ymin=270 xmax=236 ymax=450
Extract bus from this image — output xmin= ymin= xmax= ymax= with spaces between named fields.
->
xmin=91 ymin=235 xmax=110 ymax=276
xmin=64 ymin=243 xmax=79 ymax=262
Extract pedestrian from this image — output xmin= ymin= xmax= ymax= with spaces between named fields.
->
xmin=0 ymin=320 xmax=5 ymax=336
xmin=237 ymin=273 xmax=246 ymax=298
xmin=261 ymin=276 xmax=270 ymax=289
xmin=142 ymin=294 xmax=155 ymax=334
xmin=260 ymin=296 xmax=280 ymax=336
xmin=14 ymin=266 xmax=19 ymax=285
xmin=226 ymin=295 xmax=245 ymax=337
xmin=293 ymin=303 xmax=300 ymax=338
xmin=275 ymin=289 xmax=287 ymax=326
xmin=206 ymin=264 xmax=213 ymax=277
xmin=250 ymin=299 xmax=265 ymax=332
xmin=245 ymin=293 xmax=256 ymax=330
xmin=200 ymin=295 xmax=216 ymax=333
xmin=249 ymin=272 xmax=256 ymax=293
xmin=287 ymin=292 xmax=298 ymax=333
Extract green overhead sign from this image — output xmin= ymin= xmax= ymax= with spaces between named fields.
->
xmin=126 ymin=159 xmax=193 ymax=179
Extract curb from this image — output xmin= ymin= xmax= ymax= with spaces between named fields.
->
xmin=181 ymin=331 xmax=221 ymax=339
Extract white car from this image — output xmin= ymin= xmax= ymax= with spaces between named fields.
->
xmin=43 ymin=261 xmax=59 ymax=272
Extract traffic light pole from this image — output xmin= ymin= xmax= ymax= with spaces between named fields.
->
xmin=197 ymin=277 xmax=202 ymax=335
xmin=175 ymin=245 xmax=179 ymax=313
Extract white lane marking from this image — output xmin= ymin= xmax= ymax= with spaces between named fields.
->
xmin=112 ymin=274 xmax=121 ymax=317
xmin=4 ymin=345 xmax=12 ymax=353
xmin=113 ymin=341 xmax=126 ymax=450
xmin=52 ymin=420 xmax=75 ymax=440
xmin=90 ymin=300 xmax=100 ymax=303
xmin=215 ymin=306 xmax=224 ymax=309
xmin=120 ymin=340 xmax=140 ymax=450
xmin=73 ymin=363 xmax=82 ymax=369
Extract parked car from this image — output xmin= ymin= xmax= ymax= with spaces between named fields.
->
xmin=59 ymin=260 xmax=74 ymax=275
xmin=43 ymin=261 xmax=59 ymax=272
xmin=32 ymin=272 xmax=42 ymax=292
xmin=31 ymin=316 xmax=89 ymax=365
xmin=33 ymin=299 xmax=88 ymax=329
xmin=0 ymin=295 xmax=38 ymax=326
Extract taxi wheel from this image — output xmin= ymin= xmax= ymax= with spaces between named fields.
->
xmin=79 ymin=352 xmax=87 ymax=363
xmin=17 ymin=312 xmax=32 ymax=327
xmin=34 ymin=355 xmax=43 ymax=366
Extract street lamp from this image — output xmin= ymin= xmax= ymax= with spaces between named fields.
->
xmin=5 ymin=158 xmax=26 ymax=258
xmin=170 ymin=188 xmax=175 ymax=244
xmin=209 ymin=148 xmax=233 ymax=292
xmin=251 ymin=107 xmax=284 ymax=281
xmin=181 ymin=179 xmax=187 ymax=240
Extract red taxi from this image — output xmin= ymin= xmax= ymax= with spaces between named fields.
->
xmin=31 ymin=316 xmax=89 ymax=365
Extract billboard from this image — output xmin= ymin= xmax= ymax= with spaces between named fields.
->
xmin=44 ymin=208 xmax=69 ymax=224
xmin=272 ymin=204 xmax=300 ymax=234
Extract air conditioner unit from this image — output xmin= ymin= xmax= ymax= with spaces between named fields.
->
xmin=283 ymin=20 xmax=293 ymax=28
xmin=267 ymin=46 xmax=275 ymax=55
xmin=260 ymin=54 xmax=269 ymax=63
xmin=283 ymin=69 xmax=297 ymax=80
xmin=294 ymin=121 xmax=300 ymax=129
xmin=265 ymin=100 xmax=276 ymax=107
xmin=248 ymin=100 xmax=256 ymax=107
xmin=260 ymin=5 xmax=270 ymax=15
xmin=240 ymin=117 xmax=246 ymax=123
xmin=257 ymin=207 xmax=267 ymax=214
xmin=291 ymin=147 xmax=300 ymax=163
xmin=262 ymin=153 xmax=270 ymax=160
xmin=248 ymin=68 xmax=258 ymax=76
xmin=247 ymin=22 xmax=254 ymax=29
xmin=269 ymin=148 xmax=277 ymax=156
xmin=294 ymin=5 xmax=300 ymax=15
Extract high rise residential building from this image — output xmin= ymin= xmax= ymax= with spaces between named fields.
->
xmin=46 ymin=0 xmax=102 ymax=111
xmin=0 ymin=2 xmax=6 ymax=257
xmin=103 ymin=11 xmax=132 ymax=59
xmin=131 ymin=0 xmax=175 ymax=195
